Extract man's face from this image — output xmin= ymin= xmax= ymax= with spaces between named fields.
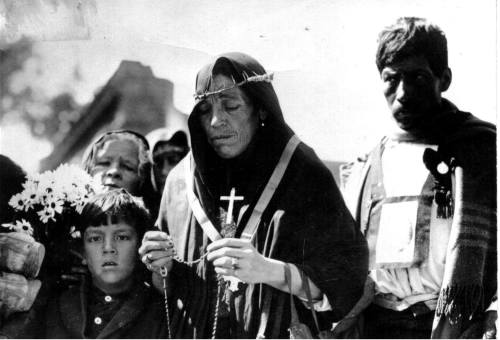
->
xmin=152 ymin=143 xmax=186 ymax=192
xmin=91 ymin=140 xmax=142 ymax=195
xmin=84 ymin=221 xmax=138 ymax=294
xmin=198 ymin=74 xmax=259 ymax=159
xmin=381 ymin=55 xmax=446 ymax=134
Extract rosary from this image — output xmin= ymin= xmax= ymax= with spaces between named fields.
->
xmin=160 ymin=187 xmax=244 ymax=339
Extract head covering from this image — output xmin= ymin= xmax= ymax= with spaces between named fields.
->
xmin=145 ymin=127 xmax=190 ymax=194
xmin=158 ymin=52 xmax=368 ymax=338
xmin=188 ymin=52 xmax=294 ymax=205
xmin=191 ymin=52 xmax=287 ymax=132
xmin=145 ymin=128 xmax=190 ymax=153
xmin=82 ymin=129 xmax=151 ymax=175
xmin=81 ymin=130 xmax=157 ymax=217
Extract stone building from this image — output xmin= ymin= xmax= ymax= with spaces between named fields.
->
xmin=40 ymin=60 xmax=188 ymax=170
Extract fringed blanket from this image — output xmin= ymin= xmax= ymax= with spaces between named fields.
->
xmin=431 ymin=113 xmax=497 ymax=337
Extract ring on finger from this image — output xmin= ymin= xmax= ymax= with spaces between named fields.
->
xmin=231 ymin=257 xmax=238 ymax=270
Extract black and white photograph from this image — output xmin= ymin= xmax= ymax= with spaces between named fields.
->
xmin=0 ymin=0 xmax=497 ymax=338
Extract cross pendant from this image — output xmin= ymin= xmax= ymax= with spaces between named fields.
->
xmin=220 ymin=188 xmax=244 ymax=225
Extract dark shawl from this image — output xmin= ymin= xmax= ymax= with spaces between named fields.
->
xmin=157 ymin=52 xmax=368 ymax=338
xmin=349 ymin=99 xmax=496 ymax=338
xmin=428 ymin=101 xmax=496 ymax=338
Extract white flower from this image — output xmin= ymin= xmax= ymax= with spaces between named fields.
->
xmin=6 ymin=163 xmax=104 ymax=240
xmin=26 ymin=172 xmax=43 ymax=185
xmin=8 ymin=193 xmax=27 ymax=211
xmin=75 ymin=199 xmax=87 ymax=214
xmin=38 ymin=207 xmax=56 ymax=224
xmin=21 ymin=181 xmax=40 ymax=210
xmin=46 ymin=197 xmax=64 ymax=215
xmin=69 ymin=226 xmax=81 ymax=239
xmin=1 ymin=219 xmax=34 ymax=236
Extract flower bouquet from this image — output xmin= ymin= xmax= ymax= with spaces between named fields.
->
xmin=2 ymin=163 xmax=103 ymax=285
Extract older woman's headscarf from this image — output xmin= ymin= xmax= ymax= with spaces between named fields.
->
xmin=188 ymin=53 xmax=296 ymax=205
xmin=158 ymin=52 xmax=368 ymax=338
xmin=81 ymin=130 xmax=157 ymax=216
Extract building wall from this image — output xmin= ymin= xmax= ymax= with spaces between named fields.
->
xmin=40 ymin=60 xmax=188 ymax=170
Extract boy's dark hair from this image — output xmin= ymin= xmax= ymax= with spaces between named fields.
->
xmin=376 ymin=17 xmax=448 ymax=77
xmin=78 ymin=189 xmax=151 ymax=240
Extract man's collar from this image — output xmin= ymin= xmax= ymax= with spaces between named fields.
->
xmin=388 ymin=98 xmax=460 ymax=143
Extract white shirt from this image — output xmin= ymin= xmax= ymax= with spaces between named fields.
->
xmin=370 ymin=137 xmax=453 ymax=311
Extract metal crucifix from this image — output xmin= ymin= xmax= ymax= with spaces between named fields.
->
xmin=220 ymin=188 xmax=244 ymax=292
xmin=220 ymin=188 xmax=244 ymax=225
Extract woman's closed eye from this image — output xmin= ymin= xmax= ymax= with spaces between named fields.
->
xmin=95 ymin=160 xmax=110 ymax=167
xmin=222 ymin=99 xmax=241 ymax=111
xmin=121 ymin=163 xmax=135 ymax=171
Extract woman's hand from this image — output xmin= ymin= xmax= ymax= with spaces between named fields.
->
xmin=138 ymin=231 xmax=176 ymax=275
xmin=206 ymin=238 xmax=283 ymax=285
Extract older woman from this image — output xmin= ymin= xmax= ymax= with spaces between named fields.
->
xmin=56 ymin=130 xmax=157 ymax=285
xmin=82 ymin=130 xmax=158 ymax=217
xmin=139 ymin=52 xmax=368 ymax=338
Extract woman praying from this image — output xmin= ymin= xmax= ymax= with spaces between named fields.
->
xmin=139 ymin=52 xmax=368 ymax=338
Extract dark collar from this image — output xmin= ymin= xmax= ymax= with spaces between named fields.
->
xmin=58 ymin=276 xmax=151 ymax=338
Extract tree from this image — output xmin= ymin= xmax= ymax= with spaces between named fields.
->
xmin=0 ymin=38 xmax=81 ymax=143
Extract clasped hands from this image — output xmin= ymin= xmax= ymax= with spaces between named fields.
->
xmin=138 ymin=231 xmax=277 ymax=284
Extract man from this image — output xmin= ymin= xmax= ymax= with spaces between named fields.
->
xmin=341 ymin=17 xmax=496 ymax=338
xmin=146 ymin=128 xmax=189 ymax=195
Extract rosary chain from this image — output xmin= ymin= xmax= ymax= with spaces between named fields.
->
xmin=172 ymin=252 xmax=208 ymax=265
xmin=165 ymin=253 xmax=225 ymax=339
xmin=161 ymin=267 xmax=172 ymax=339
xmin=211 ymin=278 xmax=224 ymax=339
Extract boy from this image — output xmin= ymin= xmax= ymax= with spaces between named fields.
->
xmin=2 ymin=189 xmax=168 ymax=338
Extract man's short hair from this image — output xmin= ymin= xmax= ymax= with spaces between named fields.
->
xmin=376 ymin=17 xmax=448 ymax=77
xmin=78 ymin=189 xmax=151 ymax=240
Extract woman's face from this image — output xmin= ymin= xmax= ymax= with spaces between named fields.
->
xmin=198 ymin=74 xmax=259 ymax=159
xmin=90 ymin=139 xmax=142 ymax=195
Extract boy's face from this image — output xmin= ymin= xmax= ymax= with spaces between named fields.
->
xmin=83 ymin=221 xmax=138 ymax=294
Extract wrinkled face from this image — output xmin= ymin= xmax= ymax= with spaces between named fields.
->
xmin=84 ymin=221 xmax=138 ymax=294
xmin=91 ymin=140 xmax=142 ymax=195
xmin=381 ymin=55 xmax=444 ymax=134
xmin=198 ymin=74 xmax=259 ymax=159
